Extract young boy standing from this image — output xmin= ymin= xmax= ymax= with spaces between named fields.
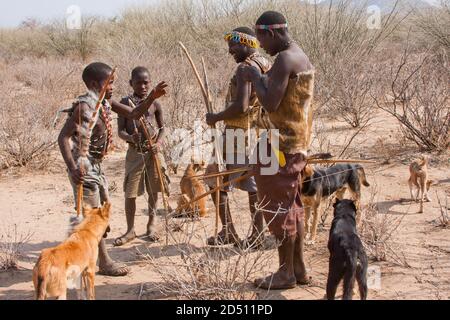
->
xmin=114 ymin=67 xmax=170 ymax=246
xmin=58 ymin=62 xmax=167 ymax=276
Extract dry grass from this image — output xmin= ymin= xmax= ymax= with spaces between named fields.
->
xmin=373 ymin=48 xmax=449 ymax=152
xmin=359 ymin=186 xmax=409 ymax=267
xmin=0 ymin=224 xmax=33 ymax=271
xmin=139 ymin=217 xmax=274 ymax=300
xmin=0 ymin=0 xmax=447 ymax=169
xmin=0 ymin=56 xmax=83 ymax=169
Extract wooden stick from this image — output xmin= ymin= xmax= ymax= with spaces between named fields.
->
xmin=188 ymin=167 xmax=252 ymax=180
xmin=188 ymin=158 xmax=376 ymax=181
xmin=179 ymin=42 xmax=224 ymax=171
xmin=77 ymin=67 xmax=117 ymax=217
xmin=129 ymin=100 xmax=171 ymax=245
xmin=201 ymin=57 xmax=213 ymax=113
xmin=215 ymin=176 xmax=220 ymax=239
xmin=307 ymin=159 xmax=377 ymax=164
xmin=77 ymin=184 xmax=83 ymax=216
xmin=177 ymin=173 xmax=255 ymax=212
xmin=202 ymin=56 xmax=221 ymax=239
xmin=140 ymin=118 xmax=170 ymax=245
xmin=179 ymin=42 xmax=210 ymax=110
xmin=189 ymin=159 xmax=376 ymax=182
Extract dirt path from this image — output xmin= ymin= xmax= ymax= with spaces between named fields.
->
xmin=0 ymin=147 xmax=448 ymax=300
xmin=1 ymin=112 xmax=449 ymax=300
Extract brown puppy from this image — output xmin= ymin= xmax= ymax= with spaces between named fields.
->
xmin=408 ymin=155 xmax=433 ymax=213
xmin=32 ymin=203 xmax=111 ymax=300
xmin=176 ymin=163 xmax=208 ymax=218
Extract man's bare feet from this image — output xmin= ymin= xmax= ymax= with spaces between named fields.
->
xmin=142 ymin=230 xmax=160 ymax=243
xmin=207 ymin=230 xmax=240 ymax=246
xmin=254 ymin=271 xmax=297 ymax=290
xmin=113 ymin=231 xmax=136 ymax=247
xmin=98 ymin=262 xmax=129 ymax=277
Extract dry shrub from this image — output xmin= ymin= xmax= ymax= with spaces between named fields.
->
xmin=0 ymin=96 xmax=58 ymax=169
xmin=413 ymin=0 xmax=450 ymax=49
xmin=0 ymin=224 xmax=33 ymax=271
xmin=140 ymin=218 xmax=274 ymax=300
xmin=294 ymin=0 xmax=404 ymax=122
xmin=0 ymin=0 xmax=448 ymax=171
xmin=44 ymin=17 xmax=98 ymax=61
xmin=372 ymin=137 xmax=403 ymax=164
xmin=373 ymin=49 xmax=450 ymax=152
xmin=329 ymin=60 xmax=378 ymax=128
xmin=360 ymin=186 xmax=409 ymax=267
xmin=0 ymin=57 xmax=81 ymax=169
xmin=0 ymin=26 xmax=49 ymax=60
xmin=0 ymin=17 xmax=99 ymax=61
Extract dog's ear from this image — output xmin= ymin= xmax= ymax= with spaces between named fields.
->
xmin=303 ymin=164 xmax=314 ymax=178
xmin=419 ymin=154 xmax=430 ymax=165
xmin=101 ymin=203 xmax=112 ymax=219
xmin=333 ymin=198 xmax=341 ymax=208
xmin=194 ymin=163 xmax=203 ymax=172
xmin=350 ymin=201 xmax=358 ymax=213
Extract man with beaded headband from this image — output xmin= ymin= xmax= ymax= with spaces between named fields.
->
xmin=205 ymin=27 xmax=271 ymax=249
xmin=58 ymin=62 xmax=167 ymax=277
xmin=240 ymin=11 xmax=315 ymax=290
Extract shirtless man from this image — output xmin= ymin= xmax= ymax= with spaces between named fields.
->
xmin=58 ymin=62 xmax=167 ymax=276
xmin=241 ymin=11 xmax=315 ymax=289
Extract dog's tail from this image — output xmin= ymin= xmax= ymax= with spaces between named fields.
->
xmin=356 ymin=165 xmax=370 ymax=187
xmin=33 ymin=254 xmax=51 ymax=300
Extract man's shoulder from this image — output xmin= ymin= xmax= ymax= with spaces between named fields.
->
xmin=152 ymin=100 xmax=162 ymax=110
xmin=76 ymin=91 xmax=98 ymax=108
xmin=240 ymin=53 xmax=271 ymax=74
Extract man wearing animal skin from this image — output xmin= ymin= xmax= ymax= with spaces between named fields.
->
xmin=241 ymin=11 xmax=315 ymax=290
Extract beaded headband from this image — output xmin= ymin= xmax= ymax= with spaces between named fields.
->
xmin=255 ymin=23 xmax=288 ymax=30
xmin=224 ymin=31 xmax=259 ymax=49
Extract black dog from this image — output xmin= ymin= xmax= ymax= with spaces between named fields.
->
xmin=326 ymin=199 xmax=368 ymax=300
xmin=301 ymin=164 xmax=370 ymax=243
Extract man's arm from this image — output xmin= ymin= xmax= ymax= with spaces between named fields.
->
xmin=206 ymin=71 xmax=250 ymax=126
xmin=154 ymin=101 xmax=165 ymax=144
xmin=117 ymin=116 xmax=137 ymax=144
xmin=111 ymin=81 xmax=168 ymax=120
xmin=58 ymin=103 xmax=87 ymax=184
xmin=242 ymin=54 xmax=291 ymax=113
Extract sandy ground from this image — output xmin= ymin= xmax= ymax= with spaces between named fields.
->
xmin=0 ymin=113 xmax=449 ymax=300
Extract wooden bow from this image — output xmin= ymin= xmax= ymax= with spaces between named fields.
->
xmin=179 ymin=42 xmax=224 ymax=238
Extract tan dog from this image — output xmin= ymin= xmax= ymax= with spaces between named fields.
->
xmin=175 ymin=163 xmax=208 ymax=218
xmin=32 ymin=203 xmax=111 ymax=300
xmin=408 ymin=155 xmax=433 ymax=213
